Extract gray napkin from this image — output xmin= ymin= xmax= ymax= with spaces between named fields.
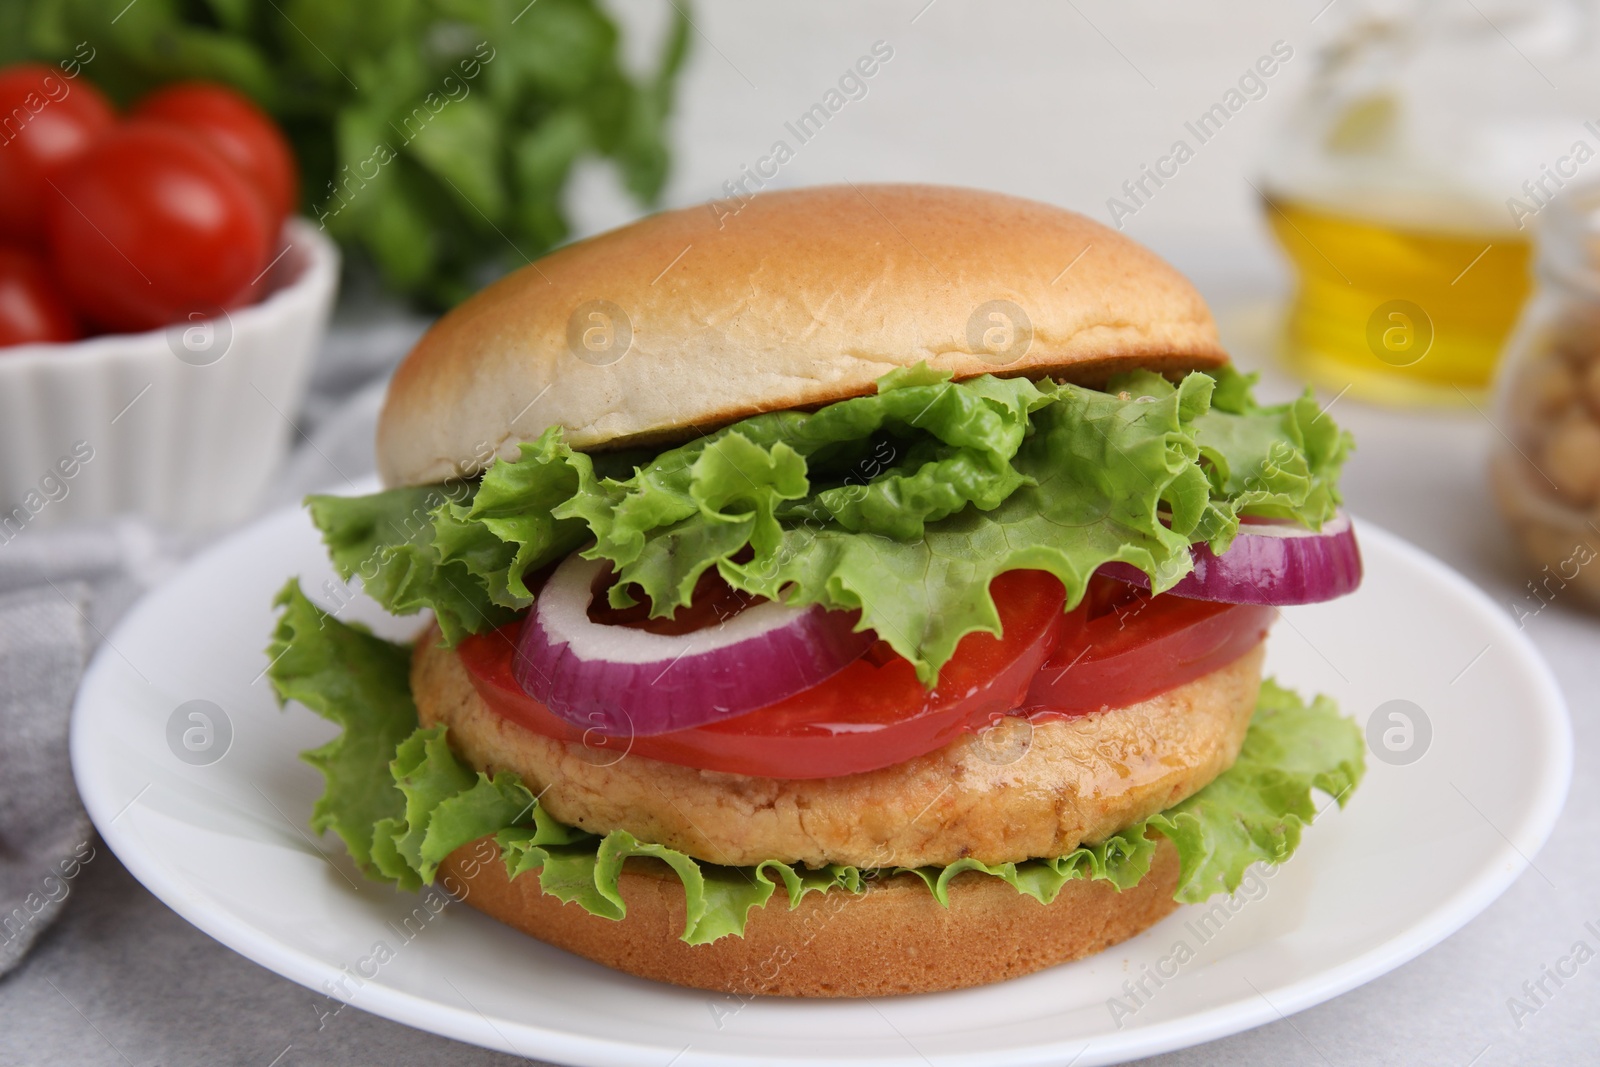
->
xmin=0 ymin=584 xmax=91 ymax=975
xmin=0 ymin=303 xmax=406 ymax=980
xmin=0 ymin=519 xmax=186 ymax=976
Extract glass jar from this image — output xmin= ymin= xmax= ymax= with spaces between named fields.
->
xmin=1490 ymin=181 xmax=1600 ymax=616
xmin=1260 ymin=0 xmax=1600 ymax=405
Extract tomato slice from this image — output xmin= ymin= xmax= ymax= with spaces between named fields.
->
xmin=458 ymin=570 xmax=1063 ymax=778
xmin=1024 ymin=578 xmax=1275 ymax=715
xmin=456 ymin=572 xmax=1273 ymax=780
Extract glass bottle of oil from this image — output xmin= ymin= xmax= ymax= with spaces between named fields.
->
xmin=1261 ymin=0 xmax=1600 ymax=404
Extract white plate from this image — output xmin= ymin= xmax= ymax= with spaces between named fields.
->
xmin=72 ymin=495 xmax=1571 ymax=1066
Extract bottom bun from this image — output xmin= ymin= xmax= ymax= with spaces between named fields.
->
xmin=439 ymin=836 xmax=1181 ymax=997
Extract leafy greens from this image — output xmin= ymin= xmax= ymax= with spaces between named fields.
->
xmin=306 ymin=365 xmax=1350 ymax=683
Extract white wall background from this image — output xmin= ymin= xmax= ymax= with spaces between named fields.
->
xmin=581 ymin=1 xmax=1330 ymax=303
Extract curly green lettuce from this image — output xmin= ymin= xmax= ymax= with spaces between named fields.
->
xmin=267 ymin=581 xmax=1365 ymax=944
xmin=306 ymin=365 xmax=1350 ymax=683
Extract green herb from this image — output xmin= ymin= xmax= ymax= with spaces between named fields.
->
xmin=18 ymin=0 xmax=690 ymax=307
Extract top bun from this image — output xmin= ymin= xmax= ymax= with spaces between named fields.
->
xmin=378 ymin=184 xmax=1227 ymax=487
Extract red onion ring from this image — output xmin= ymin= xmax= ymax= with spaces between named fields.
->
xmin=514 ymin=553 xmax=875 ymax=737
xmin=1098 ymin=512 xmax=1362 ymax=605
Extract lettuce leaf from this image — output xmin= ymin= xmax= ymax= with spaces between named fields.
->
xmin=1189 ymin=367 xmax=1351 ymax=551
xmin=730 ymin=371 xmax=1216 ymax=680
xmin=303 ymin=365 xmax=1351 ymax=683
xmin=304 ymin=488 xmax=518 ymax=644
xmin=266 ymin=579 xmax=418 ymax=879
xmin=266 ymin=586 xmax=1364 ymax=943
xmin=432 ymin=427 xmax=593 ymax=604
xmin=1148 ymin=679 xmax=1365 ymax=902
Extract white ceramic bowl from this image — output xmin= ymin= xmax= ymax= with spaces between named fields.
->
xmin=0 ymin=218 xmax=339 ymax=533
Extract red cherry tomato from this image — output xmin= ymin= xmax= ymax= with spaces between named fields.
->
xmin=0 ymin=246 xmax=81 ymax=345
xmin=457 ymin=572 xmax=1273 ymax=780
xmin=134 ymin=82 xmax=297 ymax=225
xmin=47 ymin=123 xmax=272 ymax=333
xmin=0 ymin=63 xmax=116 ymax=245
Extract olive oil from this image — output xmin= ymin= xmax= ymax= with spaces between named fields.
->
xmin=1263 ymin=195 xmax=1533 ymax=403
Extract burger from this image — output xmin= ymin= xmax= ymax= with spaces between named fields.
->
xmin=267 ymin=184 xmax=1366 ymax=998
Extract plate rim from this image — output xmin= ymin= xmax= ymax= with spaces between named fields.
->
xmin=70 ymin=505 xmax=1573 ymax=1067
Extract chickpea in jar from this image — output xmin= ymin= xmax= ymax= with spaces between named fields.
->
xmin=1491 ymin=188 xmax=1600 ymax=613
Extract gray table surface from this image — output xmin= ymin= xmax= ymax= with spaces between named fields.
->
xmin=2 ymin=304 xmax=1596 ymax=1067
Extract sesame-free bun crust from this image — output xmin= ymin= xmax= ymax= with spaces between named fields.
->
xmin=413 ymin=631 xmax=1264 ymax=869
xmin=379 ymin=184 xmax=1227 ymax=487
xmin=440 ymin=835 xmax=1182 ymax=997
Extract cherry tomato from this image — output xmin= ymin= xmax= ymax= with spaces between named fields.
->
xmin=0 ymin=63 xmax=116 ymax=245
xmin=47 ymin=122 xmax=272 ymax=333
xmin=134 ymin=82 xmax=297 ymax=225
xmin=0 ymin=246 xmax=81 ymax=345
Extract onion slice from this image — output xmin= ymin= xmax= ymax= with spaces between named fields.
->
xmin=1098 ymin=512 xmax=1363 ymax=605
xmin=514 ymin=554 xmax=875 ymax=737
